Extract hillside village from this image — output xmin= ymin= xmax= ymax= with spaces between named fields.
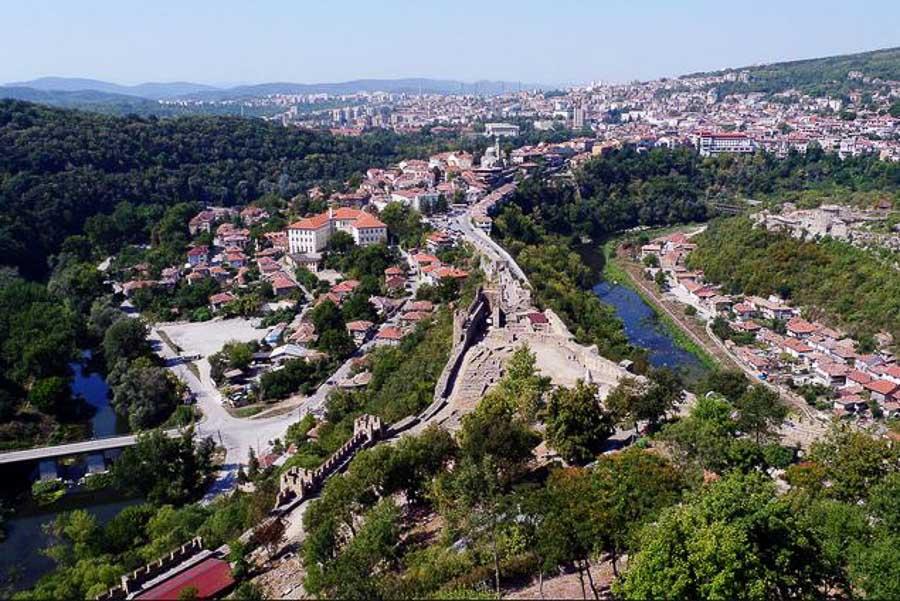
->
xmin=107 ymin=139 xmax=584 ymax=413
xmin=642 ymin=231 xmax=900 ymax=421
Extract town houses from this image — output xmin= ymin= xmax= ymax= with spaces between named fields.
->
xmin=644 ymin=230 xmax=900 ymax=420
xmin=265 ymin=62 xmax=900 ymax=166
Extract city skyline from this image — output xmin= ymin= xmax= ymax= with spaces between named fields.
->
xmin=1 ymin=0 xmax=898 ymax=87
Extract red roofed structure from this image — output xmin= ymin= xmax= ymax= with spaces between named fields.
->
xmin=375 ymin=326 xmax=405 ymax=345
xmin=864 ymin=379 xmax=899 ymax=400
xmin=786 ymin=318 xmax=817 ymax=337
xmin=135 ymin=557 xmax=234 ymax=600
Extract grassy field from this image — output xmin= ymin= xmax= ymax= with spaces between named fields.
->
xmin=231 ymin=405 xmax=265 ymax=418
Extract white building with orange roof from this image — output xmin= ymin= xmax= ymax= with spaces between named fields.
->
xmin=287 ymin=207 xmax=387 ymax=254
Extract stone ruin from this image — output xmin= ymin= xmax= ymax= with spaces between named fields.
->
xmin=274 ymin=414 xmax=384 ymax=510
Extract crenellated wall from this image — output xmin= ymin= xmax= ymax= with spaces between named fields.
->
xmin=275 ymin=414 xmax=384 ymax=510
xmin=434 ymin=288 xmax=491 ymax=401
xmin=95 ymin=537 xmax=205 ymax=601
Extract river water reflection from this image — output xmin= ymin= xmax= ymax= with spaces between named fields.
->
xmin=593 ymin=280 xmax=706 ymax=381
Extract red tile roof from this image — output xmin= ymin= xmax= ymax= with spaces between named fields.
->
xmin=783 ymin=338 xmax=812 ymax=353
xmin=847 ymin=370 xmax=873 ymax=385
xmin=411 ymin=253 xmax=439 ymax=265
xmin=787 ymin=318 xmax=817 ymax=335
xmin=865 ymin=379 xmax=899 ymax=396
xmin=288 ymin=208 xmax=385 ymax=231
xmin=353 ymin=212 xmax=386 ymax=229
xmin=331 ymin=279 xmax=360 ymax=294
xmin=289 ymin=213 xmax=330 ymax=230
xmin=407 ymin=300 xmax=434 ymax=312
xmin=135 ymin=557 xmax=233 ymax=600
xmin=401 ymin=311 xmax=430 ymax=322
xmin=271 ymin=276 xmax=297 ymax=291
xmin=346 ymin=320 xmax=374 ymax=332
xmin=883 ymin=364 xmax=900 ymax=379
xmin=434 ymin=266 xmax=469 ymax=279
xmin=385 ymin=276 xmax=406 ymax=289
xmin=376 ymin=326 xmax=404 ymax=341
xmin=209 ymin=292 xmax=236 ymax=305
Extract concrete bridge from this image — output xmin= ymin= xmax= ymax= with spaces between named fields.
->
xmin=0 ymin=430 xmax=180 ymax=465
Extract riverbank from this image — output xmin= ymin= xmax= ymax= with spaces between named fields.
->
xmin=0 ymin=490 xmax=143 ymax=593
xmin=602 ymin=240 xmax=719 ymax=372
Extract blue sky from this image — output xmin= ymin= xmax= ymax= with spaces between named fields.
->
xmin=1 ymin=0 xmax=897 ymax=86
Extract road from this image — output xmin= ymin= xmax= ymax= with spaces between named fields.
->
xmin=148 ymin=284 xmax=417 ymax=496
xmin=150 ymin=328 xmax=309 ymax=496
xmin=452 ymin=212 xmax=531 ymax=286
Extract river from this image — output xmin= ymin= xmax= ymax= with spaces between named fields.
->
xmin=71 ymin=353 xmax=128 ymax=439
xmin=592 ymin=280 xmax=706 ymax=380
xmin=578 ymin=243 xmax=706 ymax=381
xmin=0 ymin=498 xmax=141 ymax=592
xmin=0 ymin=354 xmax=131 ymax=593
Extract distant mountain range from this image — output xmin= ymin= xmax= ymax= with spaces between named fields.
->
xmin=0 ymin=86 xmax=166 ymax=109
xmin=2 ymin=77 xmax=220 ymax=100
xmin=1 ymin=76 xmax=542 ymax=103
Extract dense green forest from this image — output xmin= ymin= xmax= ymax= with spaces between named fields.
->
xmin=0 ymin=87 xmax=291 ymax=118
xmin=688 ymin=216 xmax=900 ymax=342
xmin=503 ymin=147 xmax=898 ymax=243
xmin=684 ymin=45 xmax=900 ymax=97
xmin=0 ymin=100 xmax=466 ymax=277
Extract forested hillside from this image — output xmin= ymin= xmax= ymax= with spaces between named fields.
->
xmin=685 ymin=46 xmax=900 ymax=96
xmin=564 ymin=146 xmax=898 ymax=240
xmin=0 ymin=100 xmax=456 ymax=277
xmin=687 ymin=216 xmax=900 ymax=343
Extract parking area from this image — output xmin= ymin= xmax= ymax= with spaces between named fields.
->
xmin=157 ymin=317 xmax=267 ymax=358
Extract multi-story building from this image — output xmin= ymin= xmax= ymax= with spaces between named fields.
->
xmin=696 ymin=131 xmax=758 ymax=156
xmin=572 ymin=105 xmax=586 ymax=129
xmin=484 ymin=122 xmax=520 ymax=138
xmin=288 ymin=207 xmax=387 ymax=255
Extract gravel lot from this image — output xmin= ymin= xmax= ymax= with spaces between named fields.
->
xmin=156 ymin=317 xmax=267 ymax=358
